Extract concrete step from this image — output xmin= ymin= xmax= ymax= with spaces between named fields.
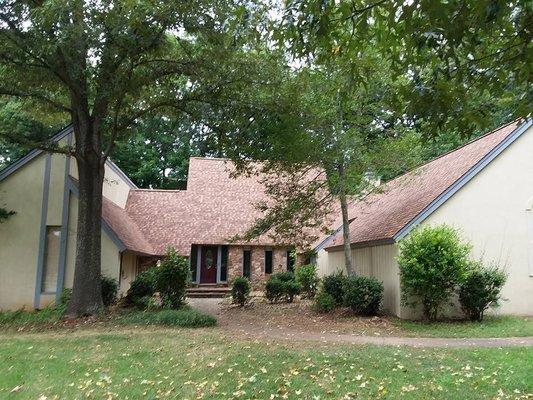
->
xmin=187 ymin=285 xmax=230 ymax=298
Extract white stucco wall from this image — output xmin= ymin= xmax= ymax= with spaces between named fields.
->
xmin=317 ymin=125 xmax=533 ymax=318
xmin=423 ymin=125 xmax=533 ymax=315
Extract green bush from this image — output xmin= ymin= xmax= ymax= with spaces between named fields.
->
xmin=397 ymin=225 xmax=471 ymax=321
xmin=118 ymin=308 xmax=216 ymax=328
xmin=125 ymin=267 xmax=157 ymax=308
xmin=232 ymin=276 xmax=251 ymax=306
xmin=295 ymin=264 xmax=319 ymax=298
xmin=322 ymin=272 xmax=347 ymax=306
xmin=101 ymin=276 xmax=118 ymax=307
xmin=459 ymin=262 xmax=507 ymax=321
xmin=154 ymin=248 xmax=191 ymax=309
xmin=265 ymin=272 xmax=301 ymax=303
xmin=312 ymin=290 xmax=336 ymax=313
xmin=342 ymin=276 xmax=383 ymax=316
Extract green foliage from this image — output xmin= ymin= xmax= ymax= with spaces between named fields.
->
xmin=265 ymin=271 xmax=301 ymax=303
xmin=55 ymin=288 xmax=72 ymax=316
xmin=397 ymin=225 xmax=471 ymax=321
xmin=459 ymin=262 xmax=507 ymax=322
xmin=231 ymin=277 xmax=251 ymax=307
xmin=154 ymin=249 xmax=190 ymax=309
xmin=295 ymin=264 xmax=319 ymax=298
xmin=342 ymin=276 xmax=383 ymax=316
xmin=125 ymin=268 xmax=157 ymax=308
xmin=312 ymin=290 xmax=336 ymax=313
xmin=322 ymin=272 xmax=347 ymax=306
xmin=117 ymin=309 xmax=216 ymax=328
xmin=101 ymin=276 xmax=118 ymax=307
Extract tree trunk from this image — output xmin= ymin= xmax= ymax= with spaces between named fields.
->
xmin=66 ymin=121 xmax=105 ymax=317
xmin=337 ymin=163 xmax=355 ymax=275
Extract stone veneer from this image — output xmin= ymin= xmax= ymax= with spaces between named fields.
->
xmin=227 ymin=245 xmax=288 ymax=288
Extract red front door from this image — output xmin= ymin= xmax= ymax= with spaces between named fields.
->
xmin=200 ymin=246 xmax=218 ymax=283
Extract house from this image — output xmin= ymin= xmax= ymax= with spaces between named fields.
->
xmin=0 ymin=126 xmax=295 ymax=311
xmin=315 ymin=119 xmax=533 ymax=317
xmin=1 ymin=119 xmax=532 ymax=317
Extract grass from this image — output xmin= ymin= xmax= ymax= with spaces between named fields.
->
xmin=0 ymin=307 xmax=216 ymax=331
xmin=0 ymin=328 xmax=531 ymax=399
xmin=397 ymin=315 xmax=533 ymax=338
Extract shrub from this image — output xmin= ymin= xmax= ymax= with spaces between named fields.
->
xmin=232 ymin=277 xmax=251 ymax=306
xmin=265 ymin=276 xmax=285 ymax=303
xmin=295 ymin=264 xmax=319 ymax=298
xmin=265 ymin=272 xmax=301 ymax=303
xmin=125 ymin=268 xmax=157 ymax=308
xmin=322 ymin=272 xmax=347 ymax=306
xmin=312 ymin=290 xmax=336 ymax=313
xmin=342 ymin=276 xmax=383 ymax=316
xmin=101 ymin=276 xmax=118 ymax=307
xmin=397 ymin=225 xmax=471 ymax=321
xmin=154 ymin=248 xmax=190 ymax=309
xmin=118 ymin=308 xmax=216 ymax=328
xmin=459 ymin=262 xmax=507 ymax=321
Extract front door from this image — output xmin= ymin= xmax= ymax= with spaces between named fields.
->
xmin=200 ymin=246 xmax=218 ymax=284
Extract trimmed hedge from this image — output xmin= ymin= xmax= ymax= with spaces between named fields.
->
xmin=342 ymin=276 xmax=383 ymax=316
xmin=265 ymin=272 xmax=301 ymax=303
xmin=295 ymin=264 xmax=319 ymax=298
xmin=322 ymin=272 xmax=347 ymax=306
xmin=231 ymin=276 xmax=251 ymax=306
xmin=312 ymin=290 xmax=336 ymax=313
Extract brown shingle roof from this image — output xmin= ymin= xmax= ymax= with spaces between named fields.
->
xmin=122 ymin=158 xmax=278 ymax=255
xmin=324 ymin=120 xmax=523 ymax=251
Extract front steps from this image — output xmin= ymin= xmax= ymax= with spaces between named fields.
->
xmin=187 ymin=284 xmax=230 ymax=298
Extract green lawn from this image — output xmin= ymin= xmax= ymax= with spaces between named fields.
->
xmin=0 ymin=328 xmax=531 ymax=399
xmin=397 ymin=316 xmax=533 ymax=338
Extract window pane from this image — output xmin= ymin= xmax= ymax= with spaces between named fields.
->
xmin=190 ymin=245 xmax=198 ymax=282
xmin=42 ymin=227 xmax=61 ymax=293
xmin=221 ymin=246 xmax=228 ymax=282
xmin=265 ymin=250 xmax=273 ymax=274
xmin=243 ymin=250 xmax=251 ymax=279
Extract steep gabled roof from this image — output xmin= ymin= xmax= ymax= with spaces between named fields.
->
xmin=124 ymin=158 xmax=280 ymax=255
xmin=323 ymin=119 xmax=531 ymax=251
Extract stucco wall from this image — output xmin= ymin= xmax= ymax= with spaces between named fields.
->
xmin=0 ymin=144 xmax=125 ymax=310
xmin=422 ymin=125 xmax=533 ymax=315
xmin=0 ymin=156 xmax=47 ymax=310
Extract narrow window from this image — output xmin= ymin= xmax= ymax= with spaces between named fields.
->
xmin=42 ymin=226 xmax=61 ymax=293
xmin=264 ymin=250 xmax=273 ymax=274
xmin=243 ymin=249 xmax=251 ymax=279
xmin=190 ymin=245 xmax=198 ymax=283
xmin=220 ymin=245 xmax=228 ymax=282
xmin=286 ymin=250 xmax=295 ymax=272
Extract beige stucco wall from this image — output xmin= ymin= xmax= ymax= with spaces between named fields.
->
xmin=317 ymin=126 xmax=533 ymax=318
xmin=0 ymin=142 xmax=126 ymax=310
xmin=70 ymin=159 xmax=131 ymax=208
xmin=316 ymin=244 xmax=401 ymax=316
xmin=422 ymin=125 xmax=533 ymax=316
xmin=0 ymin=156 xmax=47 ymax=310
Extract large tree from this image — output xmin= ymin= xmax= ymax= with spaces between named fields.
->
xmin=0 ymin=0 xmax=279 ymax=316
xmin=281 ymin=0 xmax=532 ymax=133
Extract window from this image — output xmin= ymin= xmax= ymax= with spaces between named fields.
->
xmin=42 ymin=226 xmax=61 ymax=293
xmin=221 ymin=246 xmax=228 ymax=282
xmin=243 ymin=249 xmax=251 ymax=279
xmin=264 ymin=250 xmax=273 ymax=274
xmin=286 ymin=250 xmax=295 ymax=272
xmin=190 ymin=245 xmax=198 ymax=282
